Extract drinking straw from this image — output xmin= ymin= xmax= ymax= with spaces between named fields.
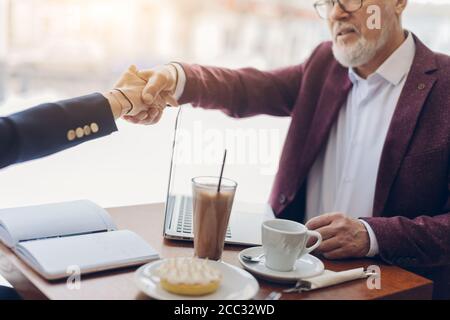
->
xmin=217 ymin=149 xmax=227 ymax=193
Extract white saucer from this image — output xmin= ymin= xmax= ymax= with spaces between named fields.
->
xmin=135 ymin=258 xmax=259 ymax=300
xmin=238 ymin=246 xmax=325 ymax=284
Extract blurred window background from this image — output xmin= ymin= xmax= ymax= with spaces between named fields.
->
xmin=0 ymin=0 xmax=449 ymax=209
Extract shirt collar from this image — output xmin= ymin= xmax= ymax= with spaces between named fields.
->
xmin=348 ymin=31 xmax=416 ymax=86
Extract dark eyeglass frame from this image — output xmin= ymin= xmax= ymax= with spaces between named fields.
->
xmin=313 ymin=0 xmax=364 ymax=19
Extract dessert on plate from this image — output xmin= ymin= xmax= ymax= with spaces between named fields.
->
xmin=155 ymin=257 xmax=222 ymax=296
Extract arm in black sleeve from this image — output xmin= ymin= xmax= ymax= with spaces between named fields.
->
xmin=0 ymin=93 xmax=117 ymax=169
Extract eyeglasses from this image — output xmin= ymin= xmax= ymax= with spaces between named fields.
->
xmin=313 ymin=0 xmax=364 ymax=19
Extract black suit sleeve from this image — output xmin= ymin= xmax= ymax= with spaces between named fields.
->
xmin=0 ymin=93 xmax=117 ymax=169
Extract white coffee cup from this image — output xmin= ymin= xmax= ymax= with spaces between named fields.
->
xmin=261 ymin=219 xmax=322 ymax=272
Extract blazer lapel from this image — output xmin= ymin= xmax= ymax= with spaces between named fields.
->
xmin=296 ymin=63 xmax=352 ymax=188
xmin=373 ymin=36 xmax=438 ymax=216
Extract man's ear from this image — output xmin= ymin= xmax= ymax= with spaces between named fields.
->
xmin=394 ymin=0 xmax=407 ymax=15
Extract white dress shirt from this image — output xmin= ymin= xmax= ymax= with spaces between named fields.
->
xmin=306 ymin=32 xmax=416 ymax=256
xmin=171 ymin=32 xmax=416 ymax=257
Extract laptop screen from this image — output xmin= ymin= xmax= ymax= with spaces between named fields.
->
xmin=163 ymin=107 xmax=183 ymax=233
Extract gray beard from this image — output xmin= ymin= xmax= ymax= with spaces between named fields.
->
xmin=332 ymin=25 xmax=391 ymax=68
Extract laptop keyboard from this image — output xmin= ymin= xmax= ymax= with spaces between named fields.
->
xmin=176 ymin=197 xmax=232 ymax=238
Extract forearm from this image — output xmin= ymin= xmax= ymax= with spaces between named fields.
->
xmin=362 ymin=212 xmax=450 ymax=268
xmin=1 ymin=93 xmax=117 ymax=167
xmin=176 ymin=62 xmax=302 ymax=118
xmin=0 ymin=117 xmax=19 ymax=168
xmin=103 ymin=91 xmax=123 ymax=119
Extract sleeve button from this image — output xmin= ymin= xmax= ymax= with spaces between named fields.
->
xmin=67 ymin=130 xmax=76 ymax=141
xmin=75 ymin=127 xmax=84 ymax=138
xmin=83 ymin=125 xmax=91 ymax=136
xmin=90 ymin=123 xmax=99 ymax=133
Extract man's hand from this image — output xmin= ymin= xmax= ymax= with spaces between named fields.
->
xmin=119 ymin=64 xmax=179 ymax=125
xmin=103 ymin=65 xmax=164 ymax=124
xmin=306 ymin=212 xmax=370 ymax=259
xmin=141 ymin=64 xmax=179 ymax=107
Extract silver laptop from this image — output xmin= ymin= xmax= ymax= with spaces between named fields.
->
xmin=162 ymin=108 xmax=273 ymax=246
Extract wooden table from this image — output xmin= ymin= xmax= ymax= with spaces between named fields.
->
xmin=0 ymin=203 xmax=433 ymax=300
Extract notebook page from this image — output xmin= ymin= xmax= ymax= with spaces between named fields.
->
xmin=0 ymin=200 xmax=116 ymax=247
xmin=15 ymin=230 xmax=159 ymax=279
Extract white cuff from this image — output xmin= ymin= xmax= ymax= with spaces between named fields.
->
xmin=170 ymin=62 xmax=187 ymax=101
xmin=359 ymin=219 xmax=379 ymax=257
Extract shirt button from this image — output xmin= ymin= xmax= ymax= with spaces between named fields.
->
xmin=418 ymin=83 xmax=426 ymax=90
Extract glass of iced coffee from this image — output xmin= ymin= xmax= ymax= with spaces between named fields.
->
xmin=192 ymin=176 xmax=237 ymax=261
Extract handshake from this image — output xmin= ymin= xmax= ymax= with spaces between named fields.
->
xmin=104 ymin=64 xmax=180 ymax=125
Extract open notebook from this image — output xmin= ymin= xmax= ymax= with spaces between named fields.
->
xmin=0 ymin=200 xmax=159 ymax=280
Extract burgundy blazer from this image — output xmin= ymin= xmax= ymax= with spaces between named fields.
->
xmin=178 ymin=35 xmax=450 ymax=299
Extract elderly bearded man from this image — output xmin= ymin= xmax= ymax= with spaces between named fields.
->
xmin=130 ymin=0 xmax=450 ymax=299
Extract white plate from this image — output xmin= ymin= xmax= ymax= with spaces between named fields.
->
xmin=134 ymin=259 xmax=259 ymax=300
xmin=239 ymin=246 xmax=324 ymax=283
